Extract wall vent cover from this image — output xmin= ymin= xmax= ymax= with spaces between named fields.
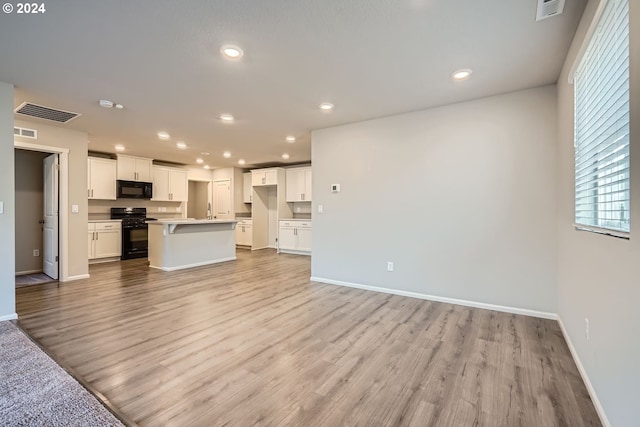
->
xmin=13 ymin=126 xmax=38 ymax=139
xmin=14 ymin=102 xmax=81 ymax=123
xmin=536 ymin=0 xmax=565 ymax=21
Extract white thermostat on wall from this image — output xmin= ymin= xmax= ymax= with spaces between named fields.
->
xmin=331 ymin=184 xmax=341 ymax=193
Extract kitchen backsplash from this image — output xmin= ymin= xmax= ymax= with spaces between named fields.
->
xmin=88 ymin=199 xmax=184 ymax=220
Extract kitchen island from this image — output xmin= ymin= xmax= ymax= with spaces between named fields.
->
xmin=147 ymin=219 xmax=238 ymax=271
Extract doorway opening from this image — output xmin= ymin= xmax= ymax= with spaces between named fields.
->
xmin=14 ymin=148 xmax=60 ymax=286
xmin=187 ymin=180 xmax=211 ymax=220
xmin=13 ymin=140 xmax=69 ymax=289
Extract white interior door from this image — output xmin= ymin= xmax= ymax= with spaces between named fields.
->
xmin=213 ymin=179 xmax=231 ymax=219
xmin=43 ymin=154 xmax=59 ymax=279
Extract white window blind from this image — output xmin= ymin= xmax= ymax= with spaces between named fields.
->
xmin=574 ymin=0 xmax=629 ymax=234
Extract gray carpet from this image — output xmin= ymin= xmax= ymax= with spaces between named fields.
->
xmin=0 ymin=321 xmax=125 ymax=427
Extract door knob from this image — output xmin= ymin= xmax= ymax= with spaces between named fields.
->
xmin=38 ymin=220 xmax=45 ymax=224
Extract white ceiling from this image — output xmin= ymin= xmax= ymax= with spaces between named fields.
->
xmin=0 ymin=0 xmax=586 ymax=169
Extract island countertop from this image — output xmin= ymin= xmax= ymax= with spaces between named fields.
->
xmin=148 ymin=219 xmax=238 ymax=225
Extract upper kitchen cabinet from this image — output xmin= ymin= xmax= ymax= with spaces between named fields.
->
xmin=117 ymin=154 xmax=153 ymax=182
xmin=252 ymin=168 xmax=279 ymax=186
xmin=151 ymin=166 xmax=188 ymax=202
xmin=285 ymin=167 xmax=312 ymax=202
xmin=87 ymin=157 xmax=117 ymax=200
xmin=243 ymin=172 xmax=252 ymax=203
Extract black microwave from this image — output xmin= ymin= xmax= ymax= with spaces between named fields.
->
xmin=117 ymin=180 xmax=153 ymax=199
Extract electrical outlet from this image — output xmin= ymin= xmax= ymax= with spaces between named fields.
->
xmin=585 ymin=318 xmax=590 ymax=341
xmin=387 ymin=261 xmax=394 ymax=272
xmin=33 ymin=249 xmax=39 ymax=257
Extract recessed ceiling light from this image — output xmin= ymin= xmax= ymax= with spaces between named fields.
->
xmin=238 ymin=159 xmax=246 ymax=165
xmin=220 ymin=114 xmax=235 ymax=122
xmin=157 ymin=131 xmax=170 ymax=140
xmin=114 ymin=144 xmax=125 ymax=152
xmin=223 ymin=151 xmax=232 ymax=158
xmin=176 ymin=142 xmax=187 ymax=149
xmin=204 ymin=165 xmax=210 ymax=170
xmin=451 ymin=68 xmax=473 ymax=81
xmin=220 ymin=45 xmax=244 ymax=60
xmin=319 ymin=102 xmax=334 ymax=111
xmin=286 ymin=136 xmax=296 ymax=143
xmin=196 ymin=158 xmax=204 ymax=164
xmin=99 ymin=99 xmax=114 ymax=108
xmin=282 ymin=153 xmax=290 ymax=160
xmin=114 ymin=104 xmax=124 ymax=110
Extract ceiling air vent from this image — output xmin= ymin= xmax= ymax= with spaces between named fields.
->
xmin=14 ymin=126 xmax=38 ymax=139
xmin=536 ymin=0 xmax=565 ymax=21
xmin=14 ymin=102 xmax=80 ymax=123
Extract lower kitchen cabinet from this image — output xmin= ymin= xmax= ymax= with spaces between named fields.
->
xmin=88 ymin=221 xmax=122 ymax=261
xmin=278 ymin=220 xmax=311 ymax=255
xmin=235 ymin=219 xmax=253 ymax=246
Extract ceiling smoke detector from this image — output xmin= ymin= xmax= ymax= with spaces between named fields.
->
xmin=536 ymin=0 xmax=565 ymax=21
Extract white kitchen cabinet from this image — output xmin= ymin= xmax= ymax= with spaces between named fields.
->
xmin=278 ymin=220 xmax=311 ymax=255
xmin=117 ymin=155 xmax=152 ymax=182
xmin=152 ymin=166 xmax=188 ymax=202
xmin=252 ymin=168 xmax=278 ymax=186
xmin=296 ymin=225 xmax=312 ymax=252
xmin=243 ymin=172 xmax=252 ymax=203
xmin=235 ymin=219 xmax=253 ymax=246
xmin=285 ymin=167 xmax=312 ymax=202
xmin=88 ymin=222 xmax=121 ymax=261
xmin=87 ymin=157 xmax=117 ymax=200
xmin=170 ymin=169 xmax=188 ymax=201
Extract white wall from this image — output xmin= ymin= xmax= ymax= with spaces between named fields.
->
xmin=556 ymin=1 xmax=640 ymax=426
xmin=14 ymin=149 xmax=48 ymax=274
xmin=0 ymin=81 xmax=16 ymax=320
xmin=311 ymin=86 xmax=558 ymax=314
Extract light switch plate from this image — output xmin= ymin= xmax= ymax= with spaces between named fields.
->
xmin=331 ymin=184 xmax=341 ymax=193
xmin=0 ymin=201 xmax=3 ymax=214
xmin=71 ymin=204 xmax=79 ymax=213
xmin=317 ymin=204 xmax=324 ymax=213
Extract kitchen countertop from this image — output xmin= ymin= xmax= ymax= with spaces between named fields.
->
xmin=88 ymin=219 xmax=122 ymax=223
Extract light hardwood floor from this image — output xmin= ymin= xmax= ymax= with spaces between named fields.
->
xmin=16 ymin=249 xmax=601 ymax=427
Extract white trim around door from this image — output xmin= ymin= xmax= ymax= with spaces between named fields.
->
xmin=13 ymin=141 xmax=70 ymax=282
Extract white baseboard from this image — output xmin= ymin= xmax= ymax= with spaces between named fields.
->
xmin=279 ymin=249 xmax=311 ymax=256
xmin=557 ymin=317 xmax=610 ymax=427
xmin=150 ymin=256 xmax=237 ymax=272
xmin=0 ymin=313 xmax=18 ymax=322
xmin=89 ymin=257 xmax=120 ymax=265
xmin=309 ymin=276 xmax=557 ymax=320
xmin=61 ymin=274 xmax=90 ymax=282
xmin=15 ymin=269 xmax=43 ymax=276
